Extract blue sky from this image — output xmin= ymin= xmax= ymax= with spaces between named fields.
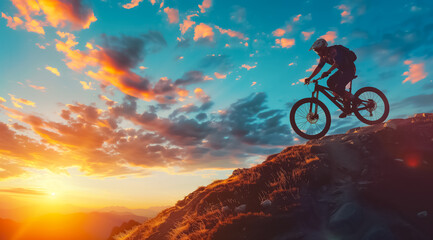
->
xmin=0 ymin=0 xmax=432 ymax=209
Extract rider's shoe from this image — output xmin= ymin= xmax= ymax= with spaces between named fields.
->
xmin=339 ymin=112 xmax=350 ymax=118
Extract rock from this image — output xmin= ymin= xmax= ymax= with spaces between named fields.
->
xmin=260 ymin=199 xmax=272 ymax=208
xmin=417 ymin=211 xmax=428 ymax=218
xmin=361 ymin=227 xmax=396 ymax=240
xmin=328 ymin=202 xmax=364 ymax=235
xmin=235 ymin=204 xmax=246 ymax=213
xmin=221 ymin=206 xmax=230 ymax=214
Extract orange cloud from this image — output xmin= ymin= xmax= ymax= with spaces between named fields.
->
xmin=214 ymin=72 xmax=226 ymax=79
xmin=301 ymin=31 xmax=314 ymax=40
xmin=35 ymin=43 xmax=46 ymax=49
xmin=194 ymin=88 xmax=210 ymax=103
xmin=1 ymin=12 xmax=23 ymax=29
xmin=275 ymin=38 xmax=295 ymax=48
xmin=251 ymin=82 xmax=256 ymax=86
xmin=306 ymin=64 xmax=317 ymax=72
xmin=6 ymin=0 xmax=97 ymax=34
xmin=149 ymin=0 xmax=156 ymax=5
xmin=320 ymin=31 xmax=337 ymax=44
xmin=215 ymin=26 xmax=246 ymax=40
xmin=180 ymin=19 xmax=195 ymax=34
xmin=293 ymin=14 xmax=301 ymax=22
xmin=29 ymin=84 xmax=46 ymax=91
xmin=241 ymin=64 xmax=256 ymax=70
xmin=80 ymin=81 xmax=94 ymax=90
xmin=123 ymin=0 xmax=143 ymax=9
xmin=45 ymin=66 xmax=60 ymax=76
xmin=199 ymin=0 xmax=211 ymax=13
xmin=0 ymin=97 xmax=6 ymax=103
xmin=24 ymin=19 xmax=45 ymax=34
xmin=402 ymin=60 xmax=427 ymax=84
xmin=8 ymin=94 xmax=36 ymax=108
xmin=272 ymin=28 xmax=285 ymax=37
xmin=337 ymin=5 xmax=353 ymax=23
xmin=55 ymin=31 xmax=205 ymax=104
xmin=164 ymin=7 xmax=179 ymax=24
xmin=194 ymin=23 xmax=214 ymax=41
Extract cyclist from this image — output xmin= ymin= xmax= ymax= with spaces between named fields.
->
xmin=304 ymin=38 xmax=358 ymax=118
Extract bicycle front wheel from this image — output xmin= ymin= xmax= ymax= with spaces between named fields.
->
xmin=290 ymin=98 xmax=331 ymax=139
xmin=353 ymin=87 xmax=389 ymax=125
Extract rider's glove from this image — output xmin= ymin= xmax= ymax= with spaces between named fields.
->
xmin=321 ymin=71 xmax=330 ymax=78
xmin=304 ymin=78 xmax=311 ymax=85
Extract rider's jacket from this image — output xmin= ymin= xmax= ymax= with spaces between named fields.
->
xmin=317 ymin=45 xmax=355 ymax=70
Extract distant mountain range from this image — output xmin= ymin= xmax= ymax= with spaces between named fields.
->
xmin=0 ymin=204 xmax=169 ymax=222
xmin=0 ymin=211 xmax=147 ymax=240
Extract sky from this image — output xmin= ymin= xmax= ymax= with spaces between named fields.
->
xmin=0 ymin=0 xmax=432 ymax=211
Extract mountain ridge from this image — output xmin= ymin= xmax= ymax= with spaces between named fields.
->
xmin=126 ymin=113 xmax=433 ymax=240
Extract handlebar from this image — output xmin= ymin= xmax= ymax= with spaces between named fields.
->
xmin=304 ymin=76 xmax=324 ymax=85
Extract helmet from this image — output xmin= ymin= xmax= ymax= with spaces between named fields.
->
xmin=309 ymin=38 xmax=328 ymax=51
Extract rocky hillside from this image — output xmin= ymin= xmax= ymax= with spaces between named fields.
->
xmin=126 ymin=113 xmax=433 ymax=240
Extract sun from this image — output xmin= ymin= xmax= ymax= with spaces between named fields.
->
xmin=51 ymin=192 xmax=56 ymax=196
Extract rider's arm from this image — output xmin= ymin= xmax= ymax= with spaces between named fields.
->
xmin=308 ymin=65 xmax=323 ymax=79
xmin=326 ymin=63 xmax=338 ymax=74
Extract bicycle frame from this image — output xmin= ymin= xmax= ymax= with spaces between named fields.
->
xmin=310 ymin=80 xmax=349 ymax=112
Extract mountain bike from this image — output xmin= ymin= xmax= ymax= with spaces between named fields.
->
xmin=289 ymin=76 xmax=389 ymax=139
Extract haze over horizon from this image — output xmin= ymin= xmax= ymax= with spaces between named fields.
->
xmin=0 ymin=0 xmax=432 ymax=213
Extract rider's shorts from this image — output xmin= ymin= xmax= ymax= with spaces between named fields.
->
xmin=327 ymin=63 xmax=356 ymax=96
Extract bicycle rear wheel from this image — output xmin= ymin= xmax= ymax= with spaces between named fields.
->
xmin=353 ymin=87 xmax=389 ymax=125
xmin=290 ymin=98 xmax=331 ymax=139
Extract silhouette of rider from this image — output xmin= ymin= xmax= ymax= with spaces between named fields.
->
xmin=305 ymin=38 xmax=358 ymax=118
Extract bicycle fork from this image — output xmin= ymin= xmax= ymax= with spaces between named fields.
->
xmin=309 ymin=91 xmax=319 ymax=117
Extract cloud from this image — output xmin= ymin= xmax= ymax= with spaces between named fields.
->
xmin=215 ymin=26 xmax=246 ymax=40
xmin=1 ymin=12 xmax=23 ymax=29
xmin=8 ymin=94 xmax=36 ymax=108
xmin=275 ymin=38 xmax=295 ymax=48
xmin=29 ymin=84 xmax=46 ymax=92
xmin=0 ymin=188 xmax=47 ymax=196
xmin=180 ymin=19 xmax=195 ymax=34
xmin=80 ymin=81 xmax=94 ymax=90
xmin=293 ymin=14 xmax=301 ymax=22
xmin=402 ymin=60 xmax=427 ymax=84
xmin=45 ymin=66 xmax=60 ymax=76
xmin=214 ymin=72 xmax=227 ymax=79
xmin=1 ymin=89 xmax=296 ymax=175
xmin=272 ymin=28 xmax=285 ymax=37
xmin=320 ymin=31 xmax=337 ymax=44
xmin=123 ymin=0 xmax=143 ymax=9
xmin=36 ymin=43 xmax=46 ymax=49
xmin=337 ymin=4 xmax=353 ymax=23
xmin=25 ymin=19 xmax=45 ymax=34
xmin=301 ymin=31 xmax=314 ymax=40
xmin=164 ymin=7 xmax=179 ymax=24
xmin=241 ymin=64 xmax=256 ymax=70
xmin=199 ymin=0 xmax=211 ymax=13
xmin=193 ymin=23 xmax=214 ymax=42
xmin=393 ymin=93 xmax=433 ymax=109
xmin=54 ymin=31 xmax=200 ymax=104
xmin=174 ymin=71 xmax=206 ymax=86
xmin=194 ymin=88 xmax=211 ymax=103
xmin=6 ymin=0 xmax=97 ymax=34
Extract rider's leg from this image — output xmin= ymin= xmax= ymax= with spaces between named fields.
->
xmin=327 ymin=70 xmax=342 ymax=97
xmin=332 ymin=68 xmax=356 ymax=118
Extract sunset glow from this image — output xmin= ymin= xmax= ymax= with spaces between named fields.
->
xmin=0 ymin=0 xmax=431 ymax=230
